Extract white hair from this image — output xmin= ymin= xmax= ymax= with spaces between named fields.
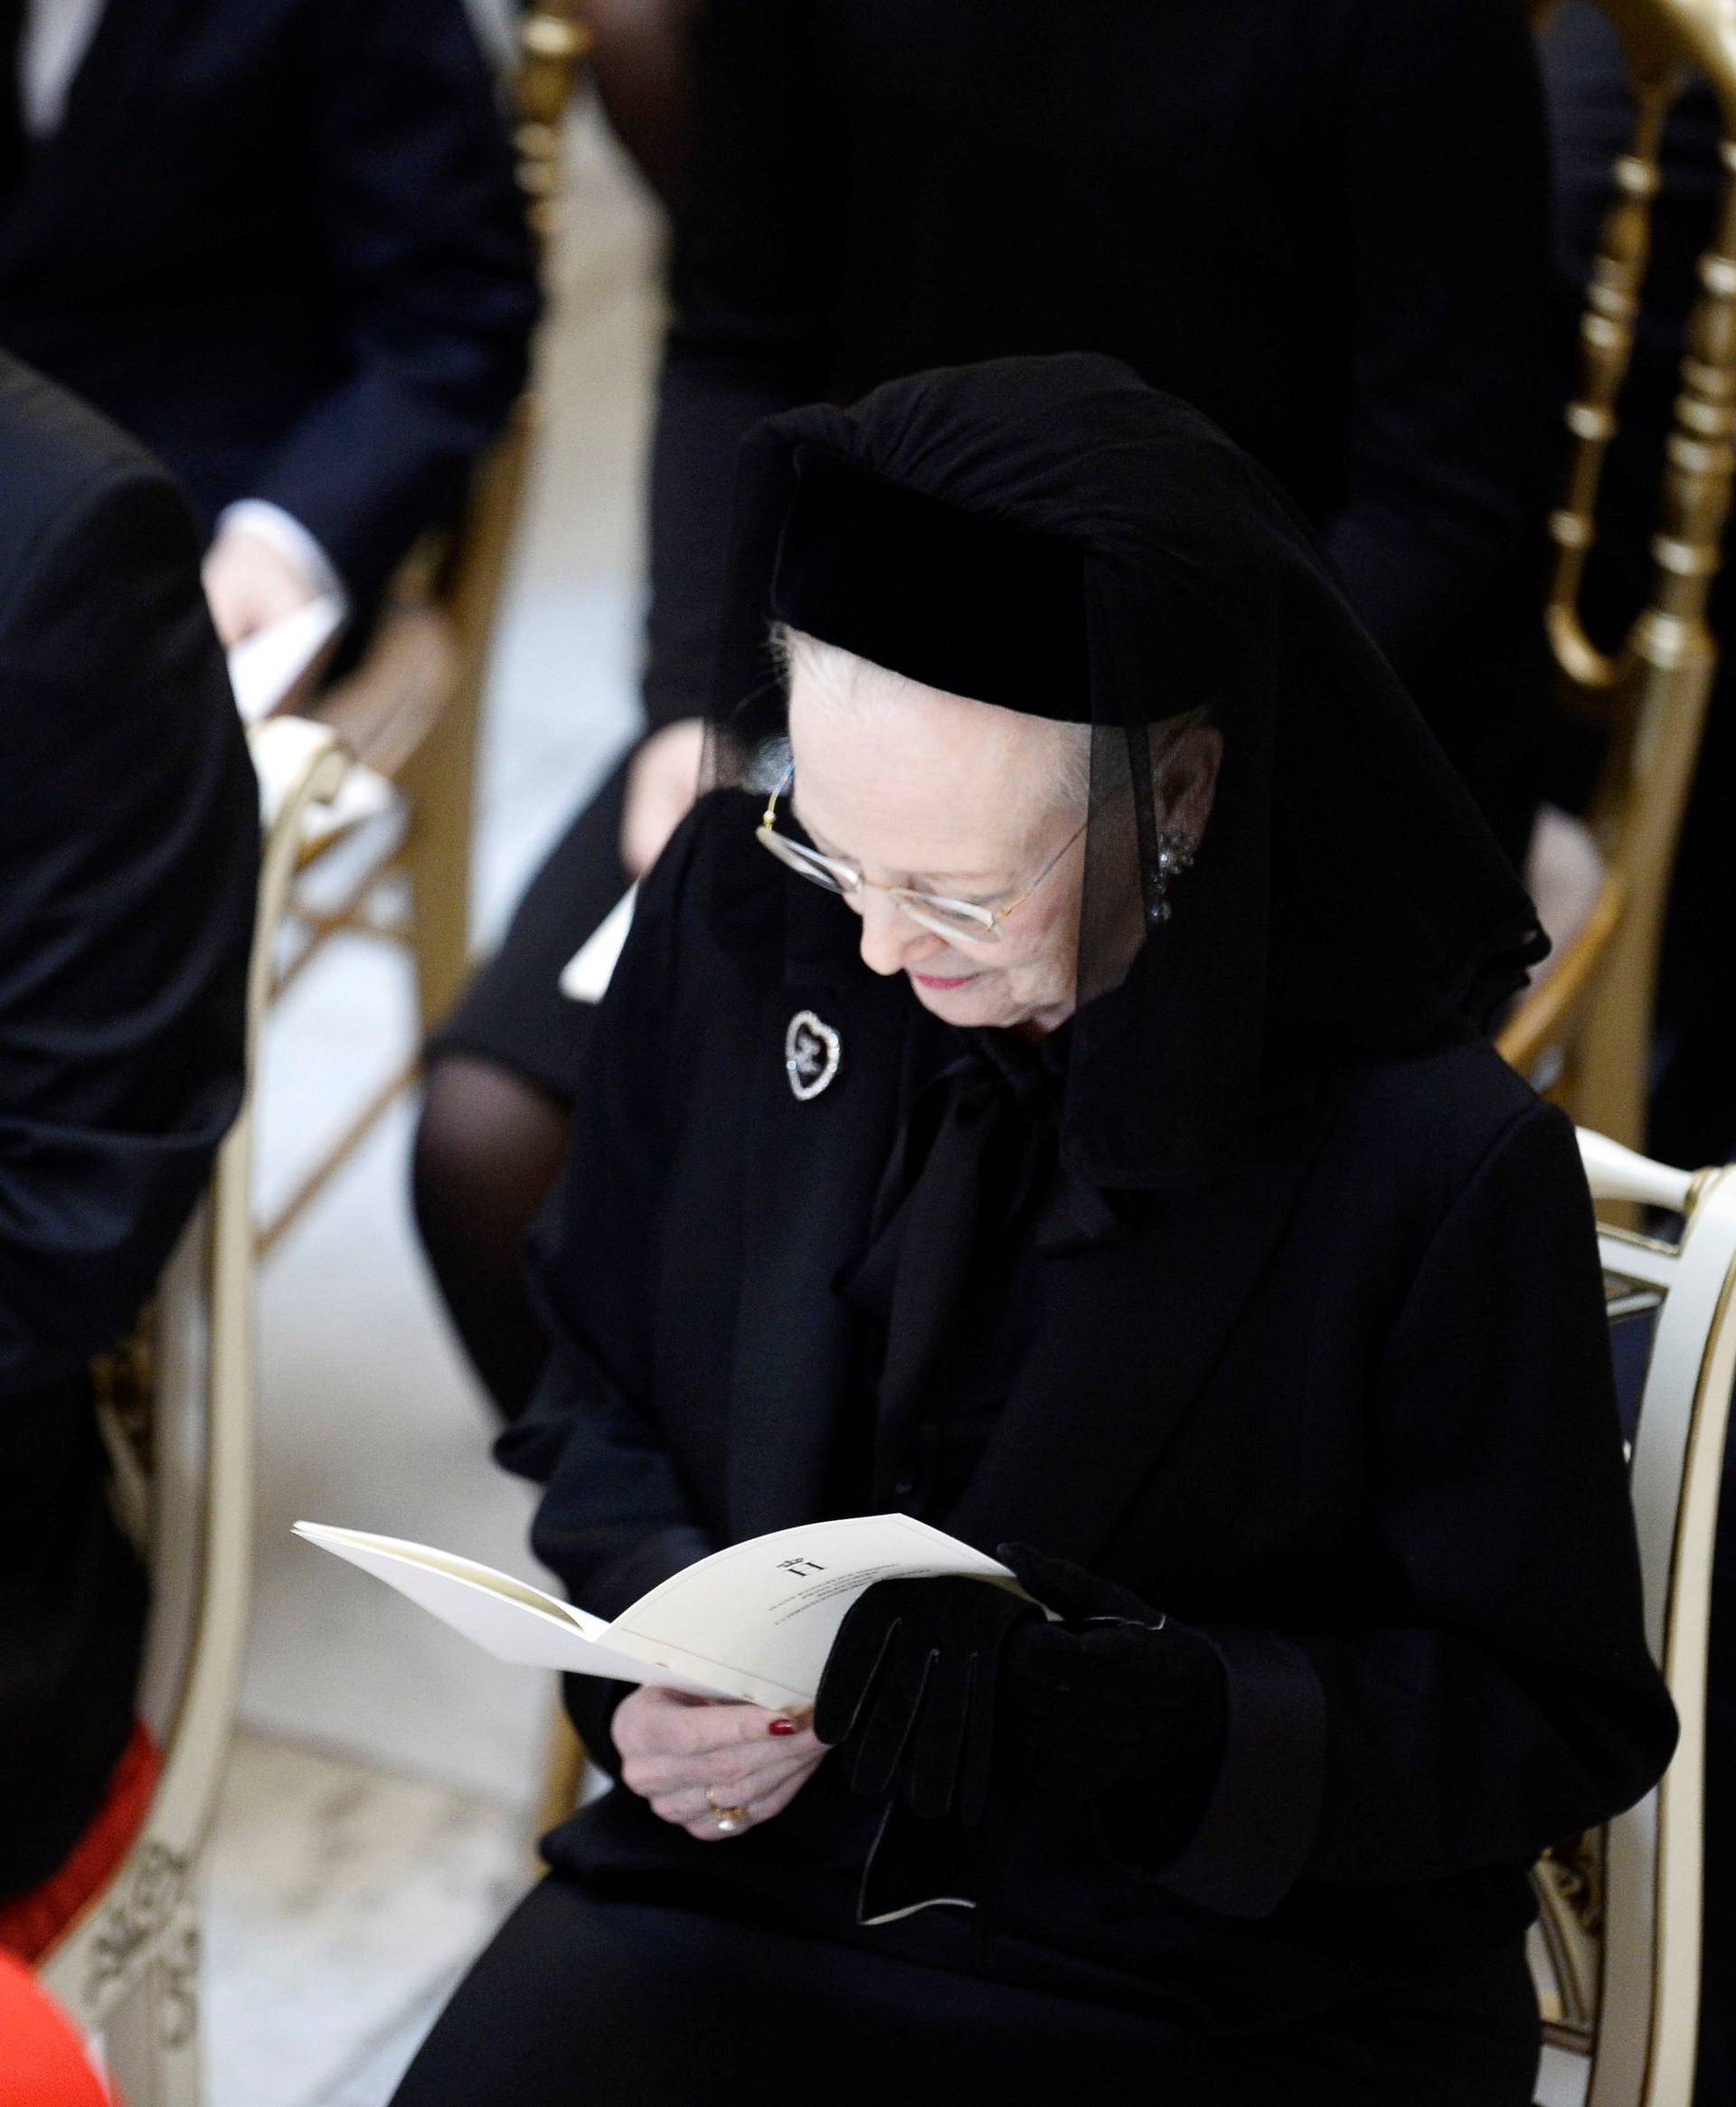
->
xmin=773 ymin=622 xmax=1208 ymax=817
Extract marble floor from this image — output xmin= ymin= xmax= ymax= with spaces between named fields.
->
xmin=203 ymin=1736 xmax=531 ymax=2107
xmin=203 ymin=99 xmax=665 ymax=2104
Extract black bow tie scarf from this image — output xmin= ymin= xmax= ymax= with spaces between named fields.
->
xmin=841 ymin=1036 xmax=1063 ymax=1518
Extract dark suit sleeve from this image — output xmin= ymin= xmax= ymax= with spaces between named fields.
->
xmin=640 ymin=0 xmax=842 ymax=729
xmin=1321 ymin=0 xmax=1553 ymax=673
xmin=1162 ymin=1101 xmax=1678 ymax=1918
xmin=495 ymin=811 xmax=721 ymax=1768
xmin=0 ymin=465 xmax=258 ymax=1398
xmin=244 ymin=0 xmax=541 ymax=608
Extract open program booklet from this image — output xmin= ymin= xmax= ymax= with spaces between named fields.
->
xmin=295 ymin=1515 xmax=1014 ymax=1714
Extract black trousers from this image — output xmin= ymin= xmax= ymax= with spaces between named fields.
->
xmin=390 ymin=1873 xmax=1540 ymax=2107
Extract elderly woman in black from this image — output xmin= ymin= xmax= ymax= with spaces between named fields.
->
xmin=390 ymin=357 xmax=1675 ymax=2107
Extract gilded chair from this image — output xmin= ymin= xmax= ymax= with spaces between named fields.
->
xmin=1499 ymin=0 xmax=1736 ymax=1146
xmin=1527 ymin=1127 xmax=1736 ymax=2107
xmin=37 ymin=723 xmax=352 ymax=2107
xmin=535 ymin=1705 xmax=590 ymax=1862
xmin=258 ymin=0 xmax=593 ymax=1255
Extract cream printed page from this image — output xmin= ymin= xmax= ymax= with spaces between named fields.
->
xmin=297 ymin=1515 xmax=1014 ymax=1713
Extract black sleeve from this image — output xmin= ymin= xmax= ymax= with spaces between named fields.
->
xmin=1161 ymin=1101 xmax=1678 ymax=1919
xmin=495 ymin=807 xmax=722 ymax=1767
xmin=0 ymin=465 xmax=259 ymax=1399
xmin=1321 ymin=0 xmax=1553 ymax=672
xmin=248 ymin=0 xmax=542 ymax=607
xmin=640 ymin=0 xmax=843 ymax=729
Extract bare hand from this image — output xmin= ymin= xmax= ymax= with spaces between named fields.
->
xmin=620 ymin=716 xmax=705 ymax=879
xmin=202 ymin=525 xmax=320 ymax=647
xmin=613 ymin=1685 xmax=827 ymax=1841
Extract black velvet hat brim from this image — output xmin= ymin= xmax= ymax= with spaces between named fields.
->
xmin=771 ymin=447 xmax=1093 ymax=723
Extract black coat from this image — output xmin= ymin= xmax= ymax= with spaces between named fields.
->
xmin=0 ymin=0 xmax=540 ymax=609
xmin=0 ymin=355 xmax=258 ymax=1897
xmin=500 ymin=792 xmax=1675 ymax=2025
xmin=643 ymin=0 xmax=1553 ymax=862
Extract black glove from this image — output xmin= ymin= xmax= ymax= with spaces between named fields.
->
xmin=816 ymin=1554 xmax=1228 ymax=1866
xmin=996 ymin=1543 xmax=1228 ymax=1859
xmin=814 ymin=1576 xmax=1042 ymax=1825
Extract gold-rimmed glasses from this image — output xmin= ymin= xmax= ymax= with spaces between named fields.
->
xmin=754 ymin=766 xmax=1085 ymax=947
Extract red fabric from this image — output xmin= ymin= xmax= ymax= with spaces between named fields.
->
xmin=0 ymin=1953 xmax=114 ymax=2104
xmin=0 ymin=1721 xmax=162 ymax=1966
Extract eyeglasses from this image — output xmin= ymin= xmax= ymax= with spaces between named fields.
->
xmin=754 ymin=766 xmax=1086 ymax=946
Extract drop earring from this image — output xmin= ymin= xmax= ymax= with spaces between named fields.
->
xmin=1147 ymin=829 xmax=1195 ymax=924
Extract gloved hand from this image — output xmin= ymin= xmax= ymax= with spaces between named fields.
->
xmin=814 ymin=1576 xmax=1041 ymax=1825
xmin=815 ymin=1549 xmax=1230 ymax=1853
xmin=997 ymin=1544 xmax=1227 ymax=1853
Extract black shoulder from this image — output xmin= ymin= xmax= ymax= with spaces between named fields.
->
xmin=1320 ymin=1033 xmax=1554 ymax=1219
xmin=0 ymin=463 xmax=213 ymax=756
xmin=1287 ymin=1042 xmax=1598 ymax=1341
xmin=656 ymin=782 xmax=793 ymax=959
xmin=1341 ymin=1033 xmax=1536 ymax=1139
xmin=0 ymin=357 xmax=180 ymax=601
xmin=589 ymin=787 xmax=786 ymax=1044
xmin=0 ymin=368 xmax=241 ymax=840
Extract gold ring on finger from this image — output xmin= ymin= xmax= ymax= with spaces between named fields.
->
xmin=705 ymin=1785 xmax=751 ymax=1835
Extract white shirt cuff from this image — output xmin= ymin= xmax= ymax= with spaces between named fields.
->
xmin=215 ymin=501 xmax=351 ymax=617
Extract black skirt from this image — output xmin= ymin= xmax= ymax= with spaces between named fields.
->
xmin=430 ymin=751 xmax=633 ymax=1101
xmin=389 ymin=1866 xmax=1541 ymax=2107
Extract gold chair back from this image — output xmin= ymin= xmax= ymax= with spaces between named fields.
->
xmin=1500 ymin=0 xmax=1736 ymax=1145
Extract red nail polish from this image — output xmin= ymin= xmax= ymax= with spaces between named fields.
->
xmin=768 ymin=1717 xmax=797 ymax=1736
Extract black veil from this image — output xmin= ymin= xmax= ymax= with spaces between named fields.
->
xmin=704 ymin=355 xmax=1544 ymax=1188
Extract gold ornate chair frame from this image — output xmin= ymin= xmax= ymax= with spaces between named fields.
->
xmin=1501 ymin=0 xmax=1736 ymax=1145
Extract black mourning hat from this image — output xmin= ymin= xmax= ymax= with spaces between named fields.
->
xmin=770 ymin=448 xmax=1093 ymax=723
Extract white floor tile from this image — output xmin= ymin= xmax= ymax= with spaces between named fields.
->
xmin=303 ymin=1977 xmax=460 ymax=2107
xmin=244 ymin=1095 xmax=554 ymax=1809
xmin=203 ymin=1736 xmax=530 ymax=2107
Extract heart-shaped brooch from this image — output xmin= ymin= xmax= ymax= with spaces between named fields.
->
xmin=785 ymin=1009 xmax=842 ymax=1101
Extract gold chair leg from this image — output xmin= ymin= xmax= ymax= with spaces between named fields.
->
xmin=395 ymin=695 xmax=481 ymax=1037
xmin=533 ymin=1695 xmax=589 ymax=1867
xmin=1571 ymin=906 xmax=1653 ymax=1153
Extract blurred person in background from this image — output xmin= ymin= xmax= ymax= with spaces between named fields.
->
xmin=0 ymin=354 xmax=257 ymax=1961
xmin=580 ymin=0 xmax=700 ymax=209
xmin=0 ymin=0 xmax=541 ymax=647
xmin=417 ymin=0 xmax=1559 ymax=1424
